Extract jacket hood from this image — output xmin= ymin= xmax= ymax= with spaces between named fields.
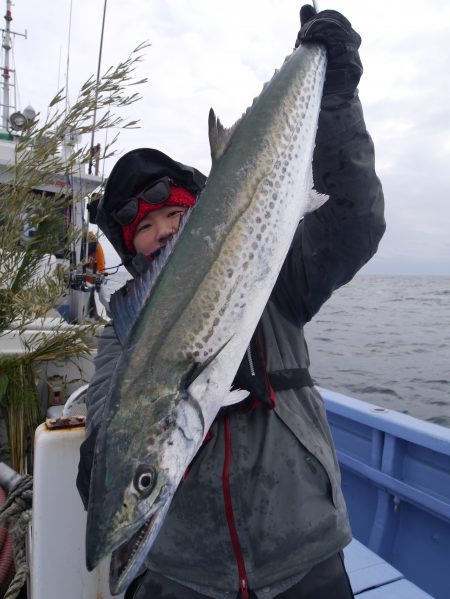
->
xmin=96 ymin=148 xmax=207 ymax=277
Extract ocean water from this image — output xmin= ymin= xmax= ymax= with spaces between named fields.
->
xmin=304 ymin=275 xmax=450 ymax=428
xmin=106 ymin=271 xmax=450 ymax=428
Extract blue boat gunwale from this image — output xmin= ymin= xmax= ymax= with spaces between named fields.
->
xmin=322 ymin=386 xmax=450 ymax=599
xmin=320 ymin=386 xmax=450 ymax=455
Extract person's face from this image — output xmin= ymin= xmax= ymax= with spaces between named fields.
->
xmin=132 ymin=204 xmax=187 ymax=257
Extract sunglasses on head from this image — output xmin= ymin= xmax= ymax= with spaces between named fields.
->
xmin=112 ymin=177 xmax=173 ymax=226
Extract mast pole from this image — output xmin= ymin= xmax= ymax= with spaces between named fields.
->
xmin=88 ymin=0 xmax=108 ymax=175
xmin=0 ymin=1 xmax=27 ymax=133
xmin=1 ymin=0 xmax=13 ymax=131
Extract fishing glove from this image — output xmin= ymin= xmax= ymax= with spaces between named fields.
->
xmin=295 ymin=6 xmax=363 ymax=99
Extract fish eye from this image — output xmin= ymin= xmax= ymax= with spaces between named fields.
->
xmin=133 ymin=465 xmax=157 ymax=496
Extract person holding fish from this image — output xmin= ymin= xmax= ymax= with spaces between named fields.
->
xmin=78 ymin=5 xmax=385 ymax=599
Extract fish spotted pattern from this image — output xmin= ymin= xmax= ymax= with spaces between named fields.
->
xmin=86 ymin=43 xmax=327 ymax=595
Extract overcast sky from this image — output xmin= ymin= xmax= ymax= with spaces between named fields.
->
xmin=8 ymin=0 xmax=450 ymax=275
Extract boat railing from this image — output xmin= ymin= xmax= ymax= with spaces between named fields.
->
xmin=323 ymin=386 xmax=450 ymax=599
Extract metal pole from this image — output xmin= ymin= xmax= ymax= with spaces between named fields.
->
xmin=88 ymin=0 xmax=108 ymax=175
xmin=65 ymin=0 xmax=73 ymax=117
xmin=1 ymin=0 xmax=12 ymax=131
xmin=312 ymin=1 xmax=320 ymax=12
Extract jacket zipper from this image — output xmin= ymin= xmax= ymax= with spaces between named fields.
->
xmin=247 ymin=344 xmax=256 ymax=376
xmin=223 ymin=415 xmax=250 ymax=599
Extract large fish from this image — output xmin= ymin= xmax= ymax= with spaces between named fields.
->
xmin=86 ymin=42 xmax=327 ymax=594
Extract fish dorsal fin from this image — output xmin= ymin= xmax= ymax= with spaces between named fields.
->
xmin=208 ymin=108 xmax=245 ymax=164
xmin=207 ymin=57 xmax=290 ymax=165
xmin=110 ymin=209 xmax=193 ymax=345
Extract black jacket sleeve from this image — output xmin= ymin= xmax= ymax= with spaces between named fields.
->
xmin=273 ymin=91 xmax=386 ymax=326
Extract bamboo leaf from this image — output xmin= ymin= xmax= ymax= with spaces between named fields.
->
xmin=0 ymin=40 xmax=148 ymax=470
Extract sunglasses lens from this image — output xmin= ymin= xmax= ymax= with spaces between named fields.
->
xmin=113 ymin=198 xmax=139 ymax=225
xmin=112 ymin=178 xmax=172 ymax=225
xmin=140 ymin=179 xmax=171 ymax=204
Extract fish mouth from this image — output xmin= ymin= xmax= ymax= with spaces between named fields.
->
xmin=108 ymin=489 xmax=172 ymax=595
xmin=109 ymin=514 xmax=154 ymax=594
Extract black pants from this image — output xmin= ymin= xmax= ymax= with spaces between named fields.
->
xmin=125 ymin=552 xmax=355 ymax=599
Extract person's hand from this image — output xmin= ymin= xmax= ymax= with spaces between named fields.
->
xmin=295 ymin=5 xmax=363 ymax=99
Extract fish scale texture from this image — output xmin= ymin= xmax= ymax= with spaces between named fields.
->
xmin=82 ymin=40 xmax=386 ymax=598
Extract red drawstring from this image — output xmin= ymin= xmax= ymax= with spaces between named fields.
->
xmin=222 ymin=415 xmax=250 ymax=599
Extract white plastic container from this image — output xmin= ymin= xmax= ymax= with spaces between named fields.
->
xmin=30 ymin=420 xmax=124 ymax=599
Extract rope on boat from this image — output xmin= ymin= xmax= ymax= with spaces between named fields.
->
xmin=0 ymin=474 xmax=33 ymax=599
xmin=0 ymin=486 xmax=14 ymax=597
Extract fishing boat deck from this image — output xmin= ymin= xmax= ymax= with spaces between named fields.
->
xmin=345 ymin=539 xmax=433 ymax=597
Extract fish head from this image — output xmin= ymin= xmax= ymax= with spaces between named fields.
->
xmin=85 ymin=389 xmax=204 ymax=594
xmin=107 ymin=458 xmax=171 ymax=595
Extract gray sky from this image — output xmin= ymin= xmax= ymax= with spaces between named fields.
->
xmin=9 ymin=0 xmax=450 ymax=275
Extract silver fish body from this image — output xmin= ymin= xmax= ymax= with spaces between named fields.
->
xmin=86 ymin=43 xmax=327 ymax=595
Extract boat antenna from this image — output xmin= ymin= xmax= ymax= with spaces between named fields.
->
xmin=64 ymin=0 xmax=73 ymax=116
xmin=88 ymin=0 xmax=108 ymax=176
xmin=0 ymin=0 xmax=26 ymax=132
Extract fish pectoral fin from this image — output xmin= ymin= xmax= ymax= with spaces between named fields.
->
xmin=184 ymin=337 xmax=233 ymax=389
xmin=222 ymin=388 xmax=250 ymax=407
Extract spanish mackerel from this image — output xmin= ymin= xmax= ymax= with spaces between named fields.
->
xmin=86 ymin=42 xmax=327 ymax=594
